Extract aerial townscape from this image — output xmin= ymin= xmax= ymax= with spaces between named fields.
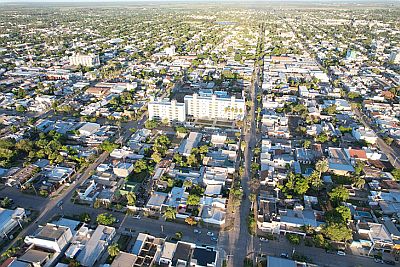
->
xmin=0 ymin=1 xmax=399 ymax=267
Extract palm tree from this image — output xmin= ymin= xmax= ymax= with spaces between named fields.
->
xmin=352 ymin=176 xmax=365 ymax=189
xmin=126 ymin=192 xmax=136 ymax=206
xmin=315 ymin=159 xmax=329 ymax=179
xmin=108 ymin=243 xmax=120 ymax=257
xmin=163 ymin=207 xmax=177 ymax=221
xmin=0 ymin=197 xmax=12 ymax=208
xmin=309 ymin=170 xmax=323 ymax=189
xmin=183 ymin=180 xmax=192 ymax=188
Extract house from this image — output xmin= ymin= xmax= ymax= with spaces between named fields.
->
xmin=76 ymin=179 xmax=99 ymax=202
xmin=355 ymin=222 xmax=394 ymax=255
xmin=44 ymin=166 xmax=74 ymax=184
xmin=158 ymin=241 xmax=176 ymax=266
xmin=0 ymin=208 xmax=25 ymax=239
xmin=352 ymin=127 xmax=378 ymax=144
xmin=131 ymin=233 xmax=164 ymax=267
xmin=111 ymin=252 xmax=137 ymax=267
xmin=172 ymin=242 xmax=194 ymax=266
xmin=178 ymin=132 xmax=202 ymax=156
xmin=146 ymin=192 xmax=168 ymax=212
xmin=75 ymin=225 xmax=116 ymax=267
xmin=328 ymin=158 xmax=355 ymax=176
xmin=18 ymin=248 xmax=51 ymax=267
xmin=78 ymin=123 xmax=101 ymax=137
xmin=190 ymin=246 xmax=218 ymax=267
xmin=113 ymin=162 xmax=134 ymax=178
xmin=24 ymin=224 xmax=73 ymax=252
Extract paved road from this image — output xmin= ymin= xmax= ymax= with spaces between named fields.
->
xmin=255 ymin=237 xmax=394 ymax=267
xmin=219 ymin=23 xmax=265 ymax=267
xmin=354 ymin=108 xmax=400 ymax=169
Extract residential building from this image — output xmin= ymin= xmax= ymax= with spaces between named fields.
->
xmin=148 ymin=97 xmax=186 ymax=122
xmin=184 ymin=90 xmax=245 ymax=121
xmin=69 ymin=54 xmax=100 ymax=67
xmin=24 ymin=224 xmax=73 ymax=253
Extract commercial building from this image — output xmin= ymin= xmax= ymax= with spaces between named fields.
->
xmin=69 ymin=54 xmax=100 ymax=67
xmin=184 ymin=90 xmax=245 ymax=121
xmin=148 ymin=97 xmax=186 ymax=122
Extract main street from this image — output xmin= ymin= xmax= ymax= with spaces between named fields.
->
xmin=218 ymin=23 xmax=265 ymax=267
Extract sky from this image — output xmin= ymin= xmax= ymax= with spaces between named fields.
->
xmin=1 ymin=0 xmax=396 ymax=2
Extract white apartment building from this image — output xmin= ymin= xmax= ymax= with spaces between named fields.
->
xmin=69 ymin=54 xmax=100 ymax=67
xmin=148 ymin=97 xmax=186 ymax=122
xmin=184 ymin=91 xmax=245 ymax=121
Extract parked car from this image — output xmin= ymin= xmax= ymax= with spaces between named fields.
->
xmin=132 ymin=215 xmax=141 ymax=219
xmin=211 ymin=237 xmax=218 ymax=242
xmin=383 ymin=260 xmax=395 ymax=265
xmin=337 ymin=251 xmax=346 ymax=256
xmin=259 ymin=237 xmax=268 ymax=242
xmin=56 ymin=200 xmax=63 ymax=207
xmin=207 ymin=231 xmax=214 ymax=237
xmin=194 ymin=229 xmax=201 ymax=234
xmin=374 ymin=258 xmax=384 ymax=264
xmin=280 ymin=253 xmax=289 ymax=259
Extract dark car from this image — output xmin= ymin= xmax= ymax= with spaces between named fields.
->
xmin=384 ymin=260 xmax=396 ymax=265
xmin=280 ymin=253 xmax=289 ymax=259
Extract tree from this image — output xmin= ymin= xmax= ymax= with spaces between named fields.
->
xmin=309 ymin=170 xmax=323 ymax=189
xmin=303 ymin=140 xmax=311 ymax=149
xmin=352 ymin=176 xmax=365 ymax=189
xmin=354 ymin=161 xmax=365 ymax=176
xmin=126 ymin=192 xmax=136 ymax=206
xmin=286 ymin=233 xmax=301 ymax=245
xmin=183 ymin=180 xmax=192 ymax=188
xmin=293 ymin=178 xmax=309 ymax=196
xmin=145 ymin=120 xmax=157 ymax=129
xmin=335 ymin=206 xmax=351 ymax=222
xmin=185 ymin=216 xmax=197 ymax=226
xmin=152 ymin=151 xmax=162 ymax=163
xmin=96 ymin=213 xmax=116 ymax=226
xmin=187 ymin=194 xmax=200 ymax=206
xmin=79 ymin=213 xmax=91 ymax=223
xmin=175 ymin=231 xmax=183 ymax=240
xmin=322 ymin=223 xmax=352 ymax=242
xmin=391 ymin=169 xmax=400 ymax=181
xmin=100 ymin=140 xmax=119 ymax=153
xmin=328 ymin=186 xmax=349 ymax=205
xmin=108 ymin=243 xmax=120 ymax=257
xmin=315 ymin=159 xmax=329 ymax=180
xmin=0 ymin=197 xmax=12 ymax=208
xmin=134 ymin=159 xmax=147 ymax=173
xmin=186 ymin=153 xmax=198 ymax=167
xmin=16 ymin=105 xmax=26 ymax=112
xmin=163 ymin=207 xmax=176 ymax=220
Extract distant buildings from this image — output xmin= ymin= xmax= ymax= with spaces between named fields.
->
xmin=69 ymin=54 xmax=100 ymax=67
xmin=148 ymin=97 xmax=186 ymax=122
xmin=184 ymin=90 xmax=245 ymax=121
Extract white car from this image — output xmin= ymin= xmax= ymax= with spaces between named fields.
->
xmin=207 ymin=231 xmax=214 ymax=237
xmin=194 ymin=229 xmax=201 ymax=234
xmin=337 ymin=251 xmax=346 ymax=256
xmin=259 ymin=237 xmax=268 ymax=242
xmin=132 ymin=215 xmax=141 ymax=219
